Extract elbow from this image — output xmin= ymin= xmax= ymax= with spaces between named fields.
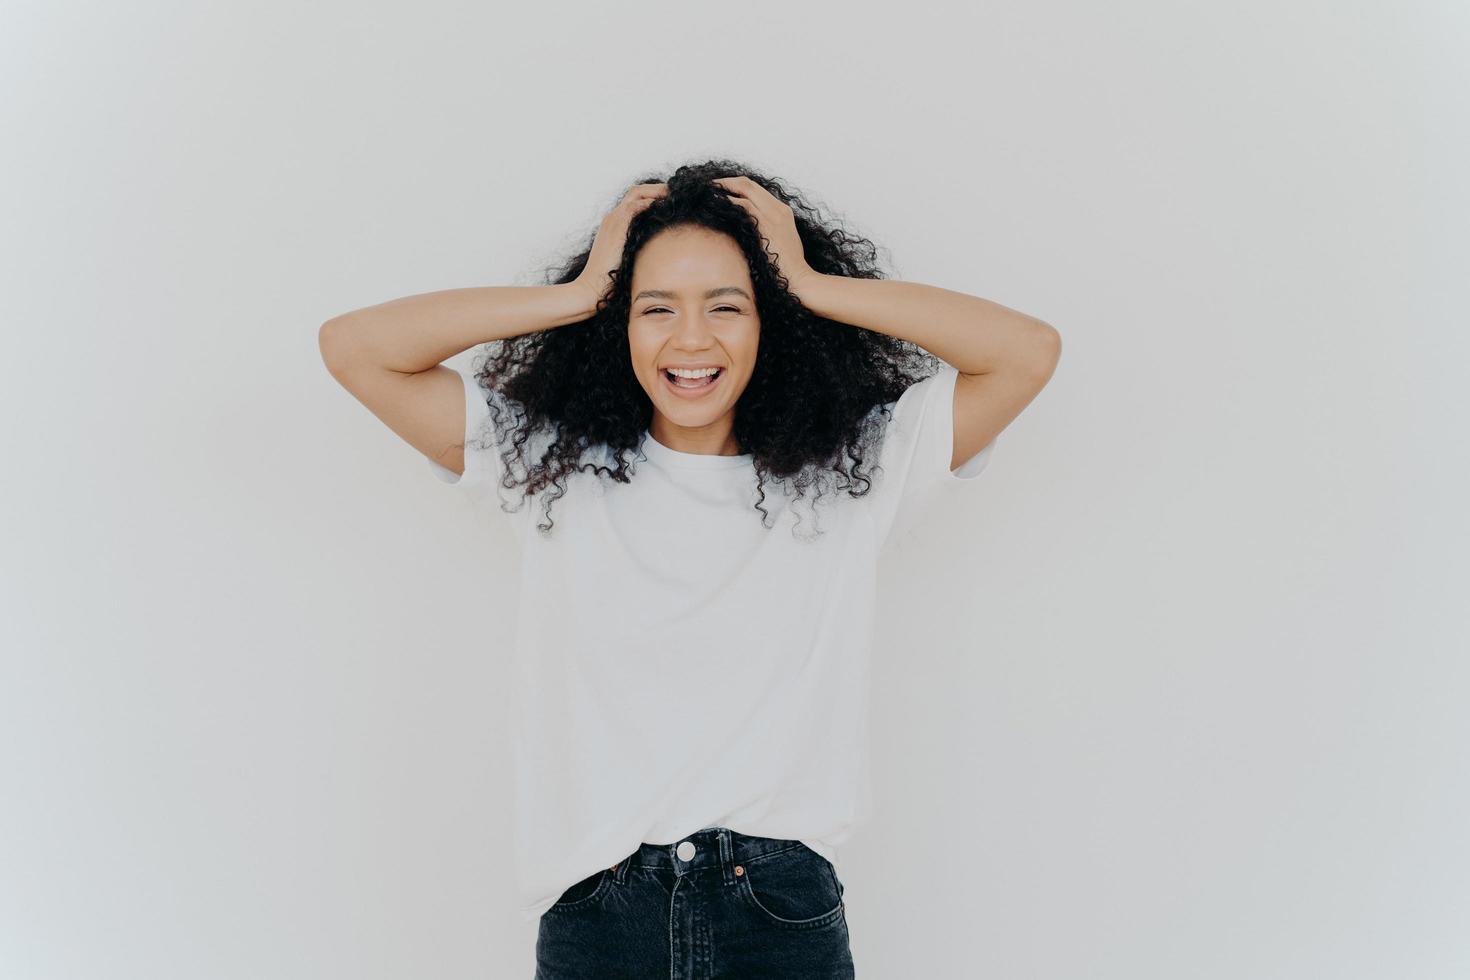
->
xmin=1026 ymin=321 xmax=1062 ymax=381
xmin=318 ymin=317 xmax=356 ymax=375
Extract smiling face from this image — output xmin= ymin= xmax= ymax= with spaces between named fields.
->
xmin=627 ymin=225 xmax=760 ymax=455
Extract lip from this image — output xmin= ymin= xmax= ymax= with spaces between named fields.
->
xmin=661 ymin=367 xmax=726 ymax=399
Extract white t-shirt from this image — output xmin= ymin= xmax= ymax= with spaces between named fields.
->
xmin=426 ymin=360 xmax=997 ymax=921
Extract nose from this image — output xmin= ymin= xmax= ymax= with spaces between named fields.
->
xmin=666 ymin=320 xmax=720 ymax=359
xmin=670 ymin=314 xmax=718 ymax=343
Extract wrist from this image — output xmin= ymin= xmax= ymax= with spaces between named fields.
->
xmin=787 ymin=268 xmax=824 ymax=299
xmin=562 ymin=279 xmax=602 ymax=320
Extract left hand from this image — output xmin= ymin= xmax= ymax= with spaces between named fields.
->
xmin=712 ymin=175 xmax=818 ymax=292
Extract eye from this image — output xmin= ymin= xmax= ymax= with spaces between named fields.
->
xmin=641 ymin=306 xmax=742 ymax=315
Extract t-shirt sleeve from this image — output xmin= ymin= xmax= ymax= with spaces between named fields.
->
xmin=863 ymin=362 xmax=998 ymax=549
xmin=425 ymin=364 xmax=512 ymax=496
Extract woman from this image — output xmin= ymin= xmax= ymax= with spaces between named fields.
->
xmin=319 ymin=160 xmax=1060 ymax=977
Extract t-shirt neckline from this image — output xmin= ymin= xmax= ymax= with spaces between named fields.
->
xmin=640 ymin=429 xmax=754 ymax=470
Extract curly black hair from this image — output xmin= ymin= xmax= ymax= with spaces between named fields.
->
xmin=471 ymin=157 xmax=942 ymax=539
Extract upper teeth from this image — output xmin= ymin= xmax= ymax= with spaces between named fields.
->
xmin=669 ymin=367 xmax=720 ymax=378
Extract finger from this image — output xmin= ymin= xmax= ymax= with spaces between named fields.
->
xmin=714 ymin=182 xmax=756 ymax=211
xmin=620 ymin=186 xmax=667 ymax=213
xmin=711 ymin=176 xmax=747 ymax=196
xmin=625 ymin=183 xmax=668 ymax=202
xmin=716 ymin=179 xmax=775 ymax=220
xmin=715 ymin=174 xmax=764 ymax=199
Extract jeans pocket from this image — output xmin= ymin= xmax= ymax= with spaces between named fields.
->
xmin=736 ymin=843 xmax=846 ymax=929
xmin=544 ymin=867 xmax=613 ymax=914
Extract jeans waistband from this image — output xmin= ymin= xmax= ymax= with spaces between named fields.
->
xmin=610 ymin=826 xmax=808 ymax=886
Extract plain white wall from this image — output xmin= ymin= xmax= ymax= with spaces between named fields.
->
xmin=3 ymin=1 xmax=1466 ymax=977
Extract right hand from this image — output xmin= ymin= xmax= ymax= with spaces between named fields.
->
xmin=573 ymin=182 xmax=669 ymax=308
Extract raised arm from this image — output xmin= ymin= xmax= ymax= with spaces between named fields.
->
xmin=317 ymin=183 xmax=668 ymax=476
xmin=318 ymin=283 xmax=597 ymax=376
xmin=317 ymin=284 xmax=597 ymax=478
xmin=713 ymin=174 xmax=1061 ymax=469
xmin=790 ymin=273 xmax=1061 ymax=468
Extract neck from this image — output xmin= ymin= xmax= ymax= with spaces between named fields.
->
xmin=650 ymin=417 xmax=741 ymax=456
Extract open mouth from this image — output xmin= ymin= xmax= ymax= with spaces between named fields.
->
xmin=662 ymin=368 xmax=724 ymax=395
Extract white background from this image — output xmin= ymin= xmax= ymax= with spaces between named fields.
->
xmin=3 ymin=1 xmax=1466 ymax=977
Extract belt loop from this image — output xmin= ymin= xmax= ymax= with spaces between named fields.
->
xmin=719 ymin=827 xmax=734 ymax=885
xmin=611 ymin=847 xmax=633 ymax=884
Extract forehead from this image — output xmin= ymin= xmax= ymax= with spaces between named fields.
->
xmin=630 ymin=227 xmax=750 ymax=289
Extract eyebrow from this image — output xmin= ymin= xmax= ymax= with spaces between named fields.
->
xmin=633 ymin=286 xmax=753 ymax=302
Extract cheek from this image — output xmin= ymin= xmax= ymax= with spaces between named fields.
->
xmin=626 ymin=330 xmax=655 ymax=365
xmin=739 ymin=331 xmax=761 ymax=364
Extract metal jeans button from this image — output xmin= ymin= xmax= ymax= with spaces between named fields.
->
xmin=676 ymin=840 xmax=696 ymax=861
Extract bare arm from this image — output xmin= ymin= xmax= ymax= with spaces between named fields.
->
xmin=317 ymin=182 xmax=668 ymax=477
xmin=713 ymin=174 xmax=1060 ymax=473
xmin=316 ymin=284 xmax=599 ymax=479
xmin=318 ymin=283 xmax=597 ymax=375
xmin=318 ymin=182 xmax=668 ymax=374
xmin=791 ymin=272 xmax=1061 ymax=470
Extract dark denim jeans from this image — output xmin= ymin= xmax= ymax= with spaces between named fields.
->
xmin=535 ymin=826 xmax=855 ymax=979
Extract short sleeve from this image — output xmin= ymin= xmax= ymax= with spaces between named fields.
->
xmin=425 ymin=365 xmax=511 ymax=495
xmin=863 ymin=362 xmax=998 ymax=549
